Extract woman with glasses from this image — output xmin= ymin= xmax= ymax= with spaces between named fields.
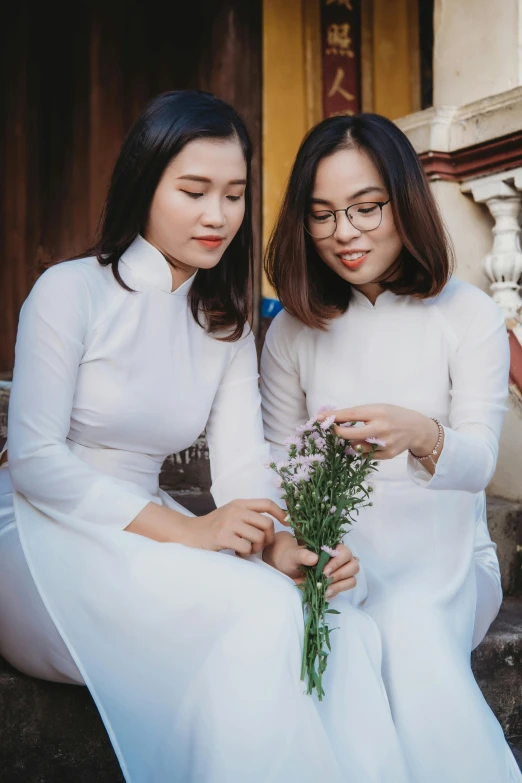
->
xmin=260 ymin=113 xmax=520 ymax=782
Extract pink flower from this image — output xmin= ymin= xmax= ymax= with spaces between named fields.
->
xmin=329 ymin=506 xmax=337 ymax=514
xmin=320 ymin=415 xmax=336 ymax=431
xmin=366 ymin=437 xmax=386 ymax=448
xmin=345 ymin=446 xmax=357 ymax=457
xmin=317 ymin=404 xmax=336 ymax=415
xmin=321 ymin=545 xmax=340 ymax=558
xmin=284 ymin=435 xmax=302 ymax=449
xmin=296 ymin=416 xmax=319 ymax=435
xmin=301 ymin=454 xmax=325 ymax=465
xmin=293 ymin=467 xmax=311 ymax=483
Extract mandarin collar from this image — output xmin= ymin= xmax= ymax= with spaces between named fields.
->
xmin=350 ymin=287 xmax=400 ymax=310
xmin=120 ymin=235 xmax=197 ymax=296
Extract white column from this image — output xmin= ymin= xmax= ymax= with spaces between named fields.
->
xmin=461 ymin=168 xmax=522 ymax=322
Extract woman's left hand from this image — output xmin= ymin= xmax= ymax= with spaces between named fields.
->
xmin=262 ymin=532 xmax=359 ymax=598
xmin=320 ymin=404 xmax=440 ymax=461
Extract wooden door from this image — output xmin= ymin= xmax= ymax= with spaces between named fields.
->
xmin=0 ymin=0 xmax=262 ymax=374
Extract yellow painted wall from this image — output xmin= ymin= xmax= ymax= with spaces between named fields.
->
xmin=262 ymin=0 xmax=321 ymax=298
xmin=371 ymin=0 xmax=420 ymax=119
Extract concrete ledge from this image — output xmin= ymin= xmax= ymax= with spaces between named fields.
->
xmin=395 ymin=87 xmax=522 ymax=155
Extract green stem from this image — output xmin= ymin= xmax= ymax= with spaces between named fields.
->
xmin=315 ymin=549 xmax=331 ymax=576
xmin=300 ymin=595 xmax=314 ymax=682
xmin=300 ymin=567 xmax=331 ymax=700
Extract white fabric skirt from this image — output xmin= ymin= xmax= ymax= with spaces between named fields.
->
xmin=0 ymin=462 xmax=411 ymax=783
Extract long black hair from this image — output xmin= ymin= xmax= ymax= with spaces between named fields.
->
xmin=83 ymin=90 xmax=254 ymax=341
xmin=265 ymin=113 xmax=453 ymax=330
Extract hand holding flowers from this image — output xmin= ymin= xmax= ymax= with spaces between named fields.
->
xmin=321 ymin=403 xmax=443 ymax=472
xmin=263 ymin=532 xmax=360 ymax=600
xmin=269 ymin=407 xmax=378 ymax=699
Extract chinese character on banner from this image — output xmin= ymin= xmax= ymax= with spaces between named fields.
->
xmin=321 ymin=0 xmax=360 ymax=118
xmin=327 ymin=67 xmax=355 ymax=115
xmin=326 ymin=23 xmax=355 ymax=57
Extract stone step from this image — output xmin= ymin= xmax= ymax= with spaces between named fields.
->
xmin=0 ymin=656 xmax=124 ymax=783
xmin=487 ymin=497 xmax=522 ymax=595
xmin=472 ymin=596 xmax=522 ymax=738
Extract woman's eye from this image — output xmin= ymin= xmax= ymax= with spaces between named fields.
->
xmin=181 ymin=190 xmax=204 ymax=199
xmin=357 ymin=206 xmax=378 ymax=215
xmin=310 ymin=212 xmax=331 ymax=223
xmin=226 ymin=195 xmax=242 ymax=202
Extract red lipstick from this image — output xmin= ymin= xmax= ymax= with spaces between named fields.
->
xmin=338 ymin=250 xmax=370 ymax=271
xmin=195 ymin=235 xmax=224 ymax=249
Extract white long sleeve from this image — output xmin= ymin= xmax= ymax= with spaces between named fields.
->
xmin=205 ymin=328 xmax=284 ymax=516
xmin=260 ymin=315 xmax=309 ymax=464
xmin=408 ymin=290 xmax=510 ymax=493
xmin=8 ymin=264 xmax=151 ymax=528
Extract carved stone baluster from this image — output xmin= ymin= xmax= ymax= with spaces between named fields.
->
xmin=462 ymin=170 xmax=522 ymax=322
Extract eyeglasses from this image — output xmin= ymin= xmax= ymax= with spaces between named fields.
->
xmin=305 ymin=199 xmax=391 ymax=239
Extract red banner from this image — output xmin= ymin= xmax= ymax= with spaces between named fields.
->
xmin=321 ymin=0 xmax=361 ymax=118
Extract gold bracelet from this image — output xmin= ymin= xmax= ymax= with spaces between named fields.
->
xmin=408 ymin=418 xmax=443 ymax=468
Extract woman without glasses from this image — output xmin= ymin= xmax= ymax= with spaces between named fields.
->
xmin=0 ymin=92 xmax=410 ymax=783
xmin=261 ymin=113 xmax=521 ymax=782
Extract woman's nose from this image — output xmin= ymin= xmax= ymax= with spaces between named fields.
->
xmin=333 ymin=211 xmax=361 ymax=241
xmin=202 ymin=198 xmax=226 ymax=228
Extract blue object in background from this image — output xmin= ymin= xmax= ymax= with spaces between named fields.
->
xmin=261 ymin=297 xmax=283 ymax=318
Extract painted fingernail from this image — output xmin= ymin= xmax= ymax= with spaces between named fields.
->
xmin=326 ymin=588 xmax=334 ymax=599
xmin=323 ymin=568 xmax=332 ymax=576
xmin=307 ymin=554 xmax=317 ymax=564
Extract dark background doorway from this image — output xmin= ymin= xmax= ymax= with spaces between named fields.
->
xmin=0 ymin=0 xmax=262 ymax=374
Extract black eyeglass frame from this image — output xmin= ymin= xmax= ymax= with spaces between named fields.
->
xmin=305 ymin=198 xmax=391 ymax=238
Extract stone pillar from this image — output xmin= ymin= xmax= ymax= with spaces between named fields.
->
xmin=461 ymin=169 xmax=522 ymax=322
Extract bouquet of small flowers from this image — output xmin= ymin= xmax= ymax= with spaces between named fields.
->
xmin=270 ymin=407 xmax=379 ymax=700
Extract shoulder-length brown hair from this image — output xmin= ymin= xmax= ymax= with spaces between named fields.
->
xmin=265 ymin=113 xmax=453 ymax=330
xmin=45 ymin=90 xmax=254 ymax=342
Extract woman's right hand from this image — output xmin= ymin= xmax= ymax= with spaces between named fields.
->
xmin=186 ymin=499 xmax=287 ymax=556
